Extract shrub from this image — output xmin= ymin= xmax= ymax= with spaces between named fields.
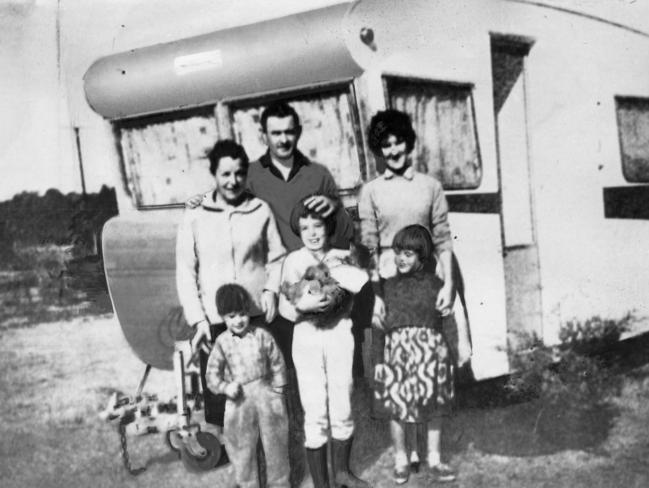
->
xmin=507 ymin=314 xmax=631 ymax=408
xmin=505 ymin=315 xmax=631 ymax=446
xmin=559 ymin=314 xmax=632 ymax=354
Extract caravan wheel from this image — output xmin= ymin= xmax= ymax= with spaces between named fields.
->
xmin=179 ymin=432 xmax=222 ymax=472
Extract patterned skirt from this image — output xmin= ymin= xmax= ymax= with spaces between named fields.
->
xmin=373 ymin=326 xmax=455 ymax=422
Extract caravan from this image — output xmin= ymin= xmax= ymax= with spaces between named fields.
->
xmin=85 ymin=0 xmax=649 ymax=469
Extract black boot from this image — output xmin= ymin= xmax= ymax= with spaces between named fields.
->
xmin=306 ymin=445 xmax=329 ymax=488
xmin=332 ymin=437 xmax=371 ymax=488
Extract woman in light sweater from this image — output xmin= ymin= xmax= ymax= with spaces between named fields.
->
xmin=358 ymin=109 xmax=455 ymax=305
xmin=176 ymin=139 xmax=286 ymax=434
xmin=358 ymin=110 xmax=472 ymax=476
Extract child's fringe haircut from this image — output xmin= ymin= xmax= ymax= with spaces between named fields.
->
xmin=216 ymin=283 xmax=252 ymax=316
xmin=392 ymin=224 xmax=434 ymax=263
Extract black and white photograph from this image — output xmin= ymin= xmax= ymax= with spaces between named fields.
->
xmin=2 ymin=0 xmax=649 ymax=487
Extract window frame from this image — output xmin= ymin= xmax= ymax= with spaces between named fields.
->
xmin=614 ymin=95 xmax=649 ymax=184
xmin=225 ymin=80 xmax=367 ymax=191
xmin=382 ymin=74 xmax=484 ymax=191
xmin=113 ymin=80 xmax=367 ymax=209
xmin=113 ymin=104 xmax=218 ymax=210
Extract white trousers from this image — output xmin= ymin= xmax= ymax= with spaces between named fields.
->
xmin=292 ymin=317 xmax=355 ymax=449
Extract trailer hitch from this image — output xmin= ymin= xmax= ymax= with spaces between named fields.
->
xmin=99 ymin=349 xmax=225 ymax=474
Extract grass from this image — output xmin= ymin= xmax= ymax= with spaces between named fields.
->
xmin=0 ymin=316 xmax=236 ymax=488
xmin=1 ymin=315 xmax=649 ymax=487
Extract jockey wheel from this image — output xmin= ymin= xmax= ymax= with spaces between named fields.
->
xmin=179 ymin=431 xmax=222 ymax=472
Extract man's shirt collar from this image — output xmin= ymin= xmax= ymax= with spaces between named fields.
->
xmin=259 ymin=150 xmax=309 ymax=182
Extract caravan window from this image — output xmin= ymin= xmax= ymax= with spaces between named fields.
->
xmin=615 ymin=96 xmax=649 ymax=183
xmin=385 ymin=76 xmax=482 ymax=190
xmin=116 ymin=107 xmax=219 ymax=208
xmin=229 ymin=86 xmax=364 ymax=191
xmin=114 ymin=86 xmax=365 ymax=208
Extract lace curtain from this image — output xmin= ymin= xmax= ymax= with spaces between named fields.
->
xmin=231 ymin=89 xmax=363 ymax=190
xmin=388 ymin=79 xmax=482 ymax=189
xmin=119 ymin=112 xmax=218 ymax=207
xmin=616 ymin=97 xmax=649 ymax=183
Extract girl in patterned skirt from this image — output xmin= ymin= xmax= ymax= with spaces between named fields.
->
xmin=373 ymin=224 xmax=465 ymax=484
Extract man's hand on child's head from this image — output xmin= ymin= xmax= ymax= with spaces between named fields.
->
xmin=303 ymin=194 xmax=336 ymax=218
xmin=225 ymin=382 xmax=242 ymax=400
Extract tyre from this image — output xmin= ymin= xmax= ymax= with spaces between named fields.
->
xmin=179 ymin=432 xmax=222 ymax=472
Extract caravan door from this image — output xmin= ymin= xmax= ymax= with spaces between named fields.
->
xmin=384 ymin=76 xmax=510 ymax=380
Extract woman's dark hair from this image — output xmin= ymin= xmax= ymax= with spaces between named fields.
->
xmin=289 ymin=197 xmax=337 ymax=237
xmin=260 ymin=101 xmax=301 ymax=133
xmin=392 ymin=224 xmax=434 ymax=263
xmin=216 ymin=283 xmax=252 ymax=316
xmin=207 ymin=139 xmax=249 ymax=175
xmin=367 ymin=109 xmax=417 ymax=155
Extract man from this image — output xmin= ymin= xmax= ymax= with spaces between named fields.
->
xmin=251 ymin=102 xmax=369 ymax=488
xmin=188 ymin=102 xmax=355 ymax=366
xmin=186 ymin=102 xmax=368 ymax=486
xmin=247 ymin=101 xmax=354 ymax=251
xmin=248 ymin=102 xmax=356 ymax=365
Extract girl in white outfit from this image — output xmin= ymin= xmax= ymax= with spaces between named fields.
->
xmin=279 ymin=199 xmax=371 ymax=488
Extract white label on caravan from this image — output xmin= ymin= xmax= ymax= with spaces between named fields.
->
xmin=174 ymin=50 xmax=223 ymax=75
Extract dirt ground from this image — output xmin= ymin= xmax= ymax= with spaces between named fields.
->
xmin=1 ymin=315 xmax=649 ymax=488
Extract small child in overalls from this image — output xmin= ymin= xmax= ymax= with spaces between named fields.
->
xmin=206 ymin=283 xmax=289 ymax=488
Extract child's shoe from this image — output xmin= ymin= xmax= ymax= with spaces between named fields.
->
xmin=429 ymin=463 xmax=456 ymax=483
xmin=394 ymin=451 xmax=409 ymax=484
xmin=409 ymin=450 xmax=420 ymax=473
xmin=393 ymin=465 xmax=410 ymax=485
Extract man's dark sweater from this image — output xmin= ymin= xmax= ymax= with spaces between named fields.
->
xmin=247 ymin=150 xmax=354 ymax=251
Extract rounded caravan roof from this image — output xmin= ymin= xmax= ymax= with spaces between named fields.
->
xmin=83 ymin=0 xmax=649 ymax=120
xmin=342 ymin=0 xmax=649 ymax=62
xmin=83 ymin=2 xmax=363 ymax=120
xmin=510 ymin=0 xmax=649 ymax=37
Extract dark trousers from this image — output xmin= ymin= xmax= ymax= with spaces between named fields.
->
xmin=264 ymin=315 xmax=305 ymax=486
xmin=199 ymin=323 xmax=227 ymax=426
xmin=268 ymin=314 xmax=295 ymax=370
xmin=350 ymin=281 xmax=374 ymax=378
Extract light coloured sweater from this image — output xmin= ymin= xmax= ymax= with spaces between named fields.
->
xmin=176 ymin=193 xmax=286 ymax=325
xmin=358 ymin=166 xmax=452 ymax=279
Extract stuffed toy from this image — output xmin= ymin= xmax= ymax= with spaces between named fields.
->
xmin=281 ymin=263 xmax=352 ymax=328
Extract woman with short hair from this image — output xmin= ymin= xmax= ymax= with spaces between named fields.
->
xmin=176 ymin=139 xmax=286 ymax=432
xmin=358 ymin=109 xmax=471 ymax=483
